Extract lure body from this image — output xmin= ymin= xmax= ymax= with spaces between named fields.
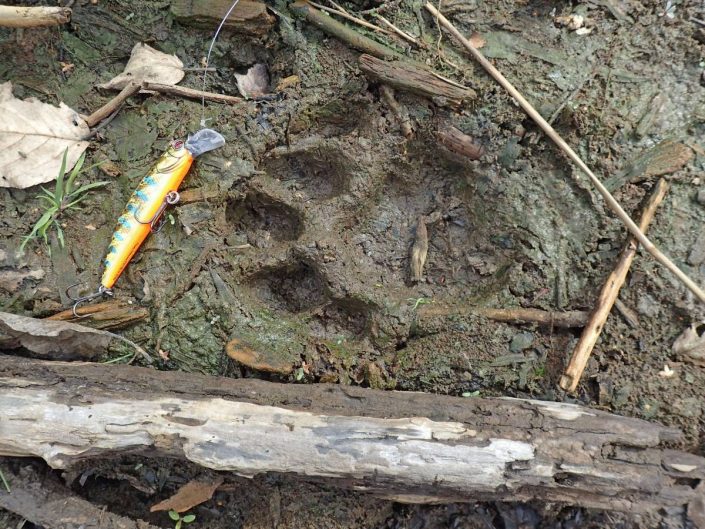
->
xmin=101 ymin=140 xmax=193 ymax=290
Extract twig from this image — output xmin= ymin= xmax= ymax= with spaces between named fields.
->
xmin=142 ymin=82 xmax=244 ymax=105
xmin=417 ymin=304 xmax=589 ymax=328
xmin=560 ymin=179 xmax=669 ymax=392
xmin=425 ymin=2 xmax=705 ymax=304
xmin=83 ymin=104 xmax=123 ymax=140
xmin=83 ymin=80 xmax=140 ymax=128
xmin=374 ymin=14 xmax=422 ymax=46
xmin=309 ymin=0 xmax=392 ymax=35
xmin=0 ymin=6 xmax=71 ymax=27
xmin=380 ymin=85 xmax=413 ymax=138
xmin=291 ymin=0 xmax=404 ymax=60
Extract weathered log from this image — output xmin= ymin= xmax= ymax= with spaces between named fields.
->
xmin=359 ymin=54 xmax=476 ymax=107
xmin=0 ymin=355 xmax=703 ymax=518
xmin=171 ymin=0 xmax=274 ymax=36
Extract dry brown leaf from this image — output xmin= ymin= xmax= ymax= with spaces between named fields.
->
xmin=409 ymin=217 xmax=428 ymax=282
xmin=672 ymin=322 xmax=705 ymax=366
xmin=150 ymin=477 xmax=223 ymax=513
xmin=0 ymin=82 xmax=89 ymax=189
xmin=235 ymin=63 xmax=270 ymax=98
xmin=468 ymin=32 xmax=486 ymax=48
xmin=99 ymin=43 xmax=184 ymax=91
xmin=276 ymin=75 xmax=300 ymax=91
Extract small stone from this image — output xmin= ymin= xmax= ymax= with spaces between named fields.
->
xmin=697 ymin=189 xmax=705 ymax=205
xmin=510 ymin=332 xmax=534 ymax=353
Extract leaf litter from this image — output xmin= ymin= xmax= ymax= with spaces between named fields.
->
xmin=0 ymin=82 xmax=89 ymax=189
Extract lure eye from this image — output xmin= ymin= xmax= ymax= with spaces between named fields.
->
xmin=171 ymin=140 xmax=184 ymax=150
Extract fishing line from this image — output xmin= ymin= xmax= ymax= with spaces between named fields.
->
xmin=201 ymin=0 xmax=242 ymax=127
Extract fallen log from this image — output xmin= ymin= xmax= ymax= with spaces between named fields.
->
xmin=0 ymin=354 xmax=703 ymax=519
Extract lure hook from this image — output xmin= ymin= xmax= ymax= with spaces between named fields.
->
xmin=66 ymin=283 xmax=113 ymax=318
xmin=134 ymin=190 xmax=180 ymax=233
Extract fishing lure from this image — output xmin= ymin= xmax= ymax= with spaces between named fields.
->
xmin=68 ymin=129 xmax=224 ymax=315
xmin=68 ymin=0 xmax=242 ymax=316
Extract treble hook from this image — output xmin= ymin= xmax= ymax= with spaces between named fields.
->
xmin=134 ymin=190 xmax=180 ymax=233
xmin=65 ymin=283 xmax=113 ymax=318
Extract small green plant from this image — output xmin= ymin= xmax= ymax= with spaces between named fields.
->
xmin=19 ymin=148 xmax=108 ymax=254
xmin=168 ymin=510 xmax=196 ymax=529
xmin=0 ymin=467 xmax=10 ymax=492
xmin=407 ymin=297 xmax=432 ymax=311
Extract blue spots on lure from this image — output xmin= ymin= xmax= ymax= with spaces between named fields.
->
xmin=118 ymin=216 xmax=131 ymax=228
xmin=136 ymin=190 xmax=149 ymax=201
xmin=114 ymin=232 xmax=124 ymax=241
xmin=126 ymin=204 xmax=138 ymax=213
xmin=144 ymin=176 xmax=157 ymax=186
xmin=108 ymin=245 xmax=118 ymax=254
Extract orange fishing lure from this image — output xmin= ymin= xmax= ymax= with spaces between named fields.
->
xmin=69 ymin=129 xmax=224 ymax=314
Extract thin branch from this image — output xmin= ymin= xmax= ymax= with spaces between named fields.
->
xmin=0 ymin=6 xmax=71 ymax=27
xmin=142 ymin=82 xmax=244 ymax=105
xmin=83 ymin=80 xmax=140 ymax=128
xmin=560 ymin=179 xmax=669 ymax=392
xmin=425 ymin=2 xmax=705 ymax=304
xmin=374 ymin=14 xmax=422 ymax=46
xmin=309 ymin=1 xmax=393 ymax=36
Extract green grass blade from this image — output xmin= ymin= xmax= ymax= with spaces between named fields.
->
xmin=54 ymin=148 xmax=69 ymax=204
xmin=68 ymin=181 xmax=110 ymax=197
xmin=54 ymin=220 xmax=65 ymax=248
xmin=65 ymin=151 xmax=86 ymax=195
xmin=40 ymin=187 xmax=59 ymax=205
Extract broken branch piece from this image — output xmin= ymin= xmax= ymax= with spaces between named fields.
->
xmin=560 ymin=179 xmax=669 ymax=392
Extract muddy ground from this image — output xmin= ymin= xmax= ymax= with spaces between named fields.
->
xmin=1 ymin=0 xmax=704 ymax=527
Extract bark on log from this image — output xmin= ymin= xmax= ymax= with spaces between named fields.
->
xmin=171 ymin=0 xmax=274 ymax=36
xmin=0 ymin=355 xmax=703 ymax=518
xmin=359 ymin=54 xmax=476 ymax=107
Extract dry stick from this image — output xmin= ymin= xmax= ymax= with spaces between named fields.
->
xmin=309 ymin=0 xmax=393 ymax=35
xmin=83 ymin=81 xmax=140 ymax=128
xmin=425 ymin=3 xmax=705 ymax=304
xmin=374 ymin=14 xmax=422 ymax=46
xmin=560 ymin=179 xmax=669 ymax=392
xmin=142 ymin=82 xmax=244 ymax=104
xmin=417 ymin=304 xmax=589 ymax=328
xmin=0 ymin=6 xmax=71 ymax=27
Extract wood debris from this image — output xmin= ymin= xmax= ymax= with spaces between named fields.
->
xmin=409 ymin=216 xmax=428 ymax=282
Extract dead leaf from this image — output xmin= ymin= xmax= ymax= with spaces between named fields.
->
xmin=235 ymin=63 xmax=270 ymax=98
xmin=150 ymin=477 xmax=223 ymax=513
xmin=0 ymin=311 xmax=113 ymax=360
xmin=0 ymin=82 xmax=89 ymax=189
xmin=672 ymin=322 xmax=705 ymax=366
xmin=409 ymin=217 xmax=428 ymax=282
xmin=276 ymin=75 xmax=300 ymax=91
xmin=99 ymin=43 xmax=184 ymax=91
xmin=0 ymin=268 xmax=45 ymax=293
xmin=658 ymin=364 xmax=675 ymax=378
xmin=468 ymin=32 xmax=486 ymax=48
